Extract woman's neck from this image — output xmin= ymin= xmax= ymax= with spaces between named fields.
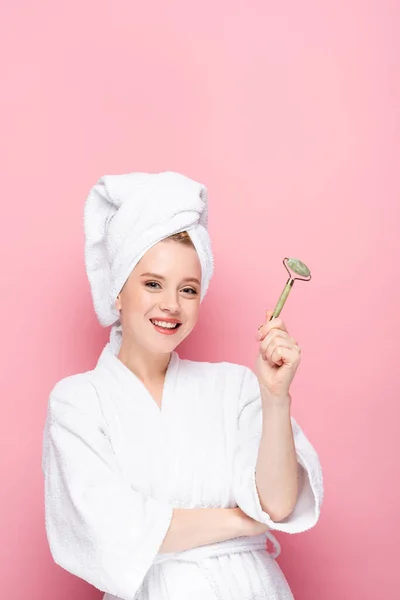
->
xmin=117 ymin=339 xmax=171 ymax=384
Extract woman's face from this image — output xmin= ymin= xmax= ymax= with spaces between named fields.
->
xmin=115 ymin=239 xmax=202 ymax=354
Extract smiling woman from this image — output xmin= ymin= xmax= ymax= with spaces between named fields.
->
xmin=42 ymin=170 xmax=323 ymax=600
xmin=114 ymin=236 xmax=202 ymax=369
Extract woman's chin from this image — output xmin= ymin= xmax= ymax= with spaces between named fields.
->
xmin=145 ymin=334 xmax=184 ymax=353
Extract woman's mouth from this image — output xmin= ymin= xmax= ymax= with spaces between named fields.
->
xmin=149 ymin=319 xmax=182 ymax=335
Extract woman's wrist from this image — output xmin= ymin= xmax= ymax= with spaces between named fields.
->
xmin=230 ymin=507 xmax=247 ymax=537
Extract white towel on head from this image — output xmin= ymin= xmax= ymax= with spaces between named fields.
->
xmin=84 ymin=171 xmax=214 ymax=353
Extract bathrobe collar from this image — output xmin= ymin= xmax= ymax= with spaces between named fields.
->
xmin=95 ymin=342 xmax=180 ymax=413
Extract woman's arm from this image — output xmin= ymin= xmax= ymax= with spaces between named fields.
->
xmin=160 ymin=506 xmax=269 ymax=553
xmin=233 ymin=365 xmax=323 ymax=534
xmin=255 ymin=397 xmax=299 ymax=522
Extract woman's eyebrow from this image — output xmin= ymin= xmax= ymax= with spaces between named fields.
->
xmin=140 ymin=272 xmax=200 ymax=285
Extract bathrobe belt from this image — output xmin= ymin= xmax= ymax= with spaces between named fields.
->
xmin=153 ymin=531 xmax=281 ymax=566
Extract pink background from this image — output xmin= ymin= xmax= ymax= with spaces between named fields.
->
xmin=1 ymin=1 xmax=399 ymax=598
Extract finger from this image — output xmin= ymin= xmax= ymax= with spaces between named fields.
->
xmin=261 ymin=333 xmax=301 ymax=364
xmin=259 ymin=327 xmax=292 ymax=346
xmin=258 ymin=309 xmax=274 ymax=332
xmin=259 ymin=331 xmax=291 ymax=352
xmin=261 ymin=342 xmax=286 ymax=367
xmin=261 ymin=337 xmax=295 ymax=364
xmin=269 ymin=345 xmax=301 ymax=367
xmin=261 ymin=333 xmax=294 ymax=351
xmin=258 ymin=317 xmax=288 ymax=339
xmin=270 ymin=346 xmax=289 ymax=367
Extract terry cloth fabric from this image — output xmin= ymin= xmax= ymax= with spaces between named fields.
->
xmin=83 ymin=171 xmax=214 ymax=353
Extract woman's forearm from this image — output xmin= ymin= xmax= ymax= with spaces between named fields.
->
xmin=255 ymin=395 xmax=299 ymax=522
xmin=160 ymin=507 xmax=244 ymax=553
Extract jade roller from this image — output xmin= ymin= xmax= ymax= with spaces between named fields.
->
xmin=259 ymin=258 xmax=311 ymax=328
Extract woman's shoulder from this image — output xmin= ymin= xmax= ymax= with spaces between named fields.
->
xmin=47 ymin=369 xmax=100 ymax=419
xmin=178 ymin=355 xmax=253 ymax=381
xmin=179 ymin=355 xmax=260 ymax=396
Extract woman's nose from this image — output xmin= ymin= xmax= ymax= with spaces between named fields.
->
xmin=159 ymin=292 xmax=181 ymax=313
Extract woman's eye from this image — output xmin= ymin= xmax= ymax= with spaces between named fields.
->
xmin=145 ymin=281 xmax=161 ymax=289
xmin=145 ymin=282 xmax=197 ymax=295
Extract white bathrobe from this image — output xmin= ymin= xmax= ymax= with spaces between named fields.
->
xmin=42 ymin=344 xmax=323 ymax=600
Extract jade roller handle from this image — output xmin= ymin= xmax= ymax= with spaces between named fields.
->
xmin=270 ymin=279 xmax=295 ymax=320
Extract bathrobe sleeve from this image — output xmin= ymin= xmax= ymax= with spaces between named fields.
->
xmin=232 ymin=366 xmax=323 ymax=533
xmin=42 ymin=374 xmax=174 ymax=600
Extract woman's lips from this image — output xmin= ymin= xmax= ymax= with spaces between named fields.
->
xmin=150 ymin=320 xmax=182 ymax=335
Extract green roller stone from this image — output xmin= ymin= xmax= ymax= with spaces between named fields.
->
xmin=286 ymin=258 xmax=311 ymax=278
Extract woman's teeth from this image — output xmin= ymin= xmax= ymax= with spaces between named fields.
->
xmin=151 ymin=319 xmax=180 ymax=329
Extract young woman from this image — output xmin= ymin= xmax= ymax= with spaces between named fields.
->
xmin=42 ymin=171 xmax=323 ymax=600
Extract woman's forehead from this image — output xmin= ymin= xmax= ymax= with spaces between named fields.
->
xmin=136 ymin=239 xmax=201 ymax=275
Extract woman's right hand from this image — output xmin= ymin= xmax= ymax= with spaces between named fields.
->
xmin=233 ymin=507 xmax=270 ymax=537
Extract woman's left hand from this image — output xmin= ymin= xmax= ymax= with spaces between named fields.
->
xmin=255 ymin=310 xmax=302 ymax=401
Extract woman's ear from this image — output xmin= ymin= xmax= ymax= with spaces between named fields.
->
xmin=115 ymin=293 xmax=121 ymax=311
